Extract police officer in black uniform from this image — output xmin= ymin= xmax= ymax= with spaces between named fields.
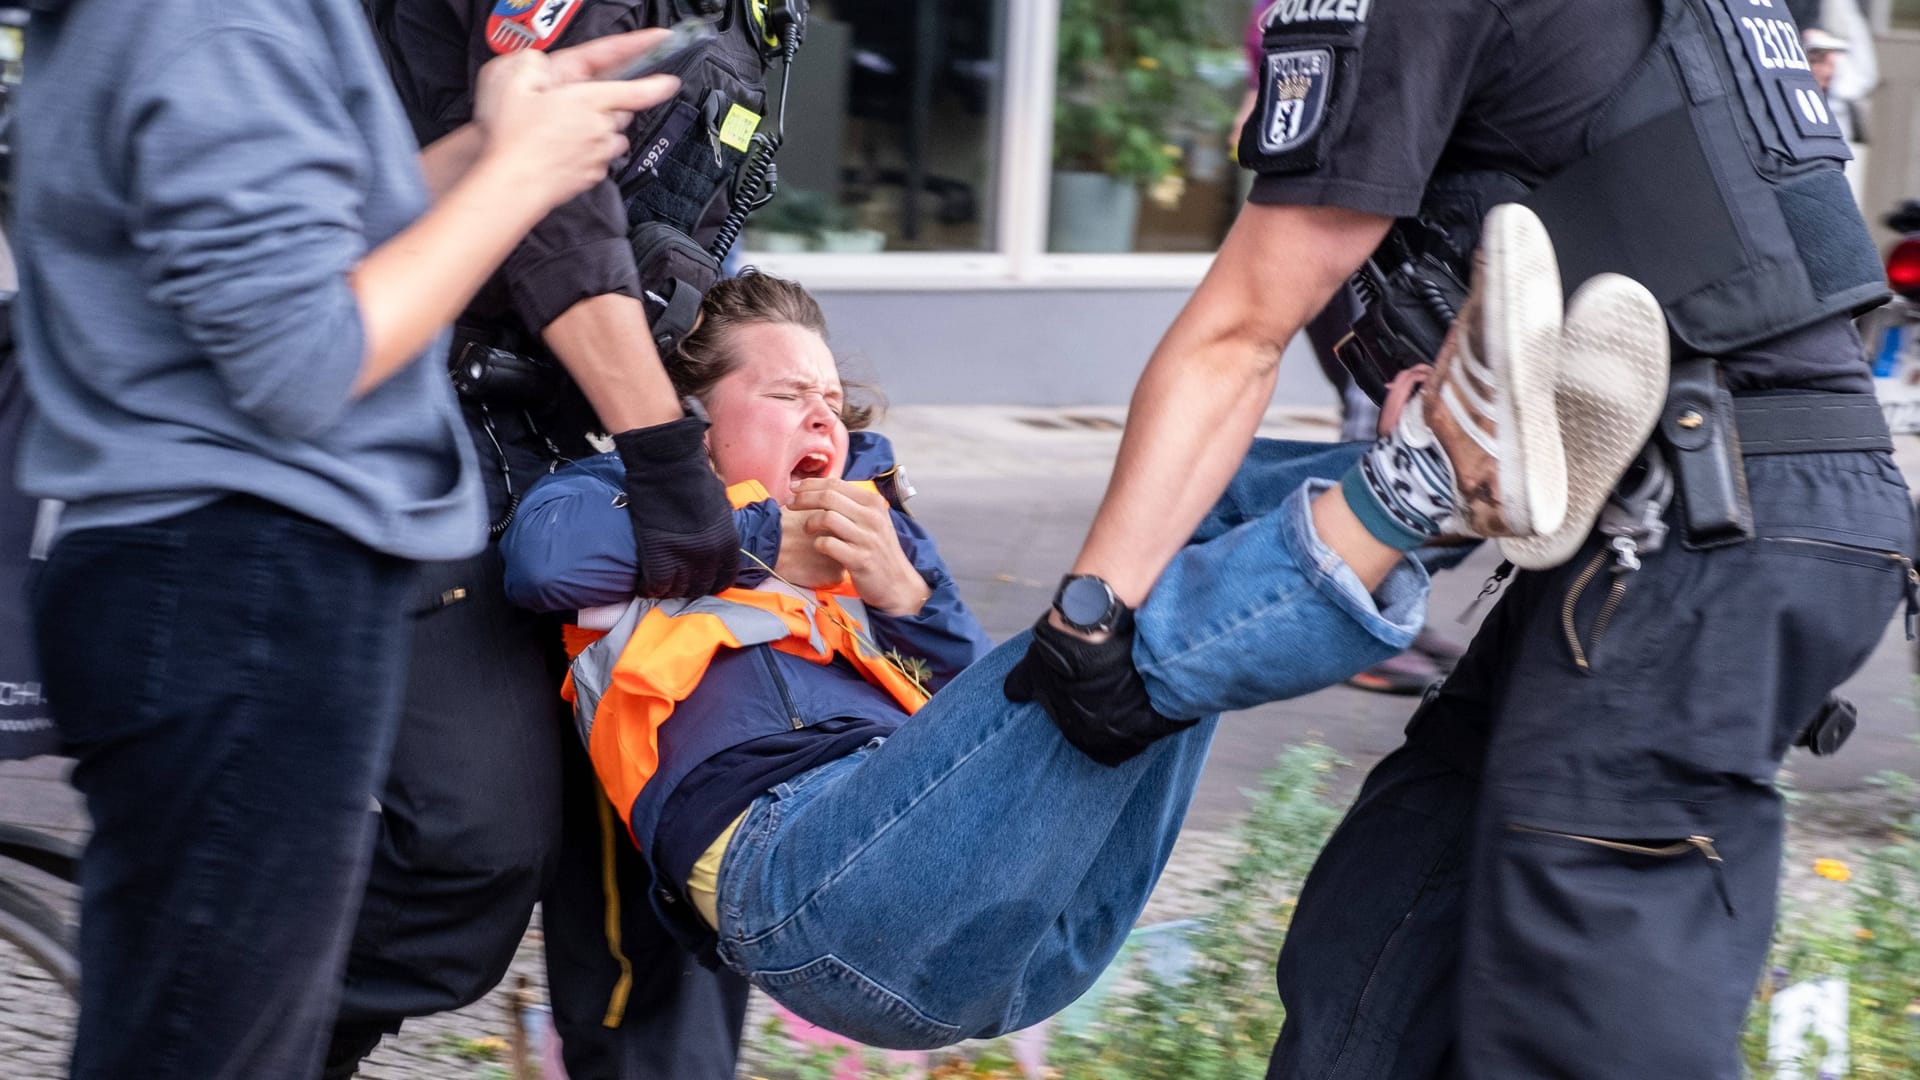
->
xmin=1010 ymin=0 xmax=1914 ymax=1075
xmin=324 ymin=3 xmax=784 ymax=1077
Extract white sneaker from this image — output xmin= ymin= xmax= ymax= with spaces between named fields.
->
xmin=1420 ymin=203 xmax=1568 ymax=539
xmin=1498 ymin=274 xmax=1670 ymax=570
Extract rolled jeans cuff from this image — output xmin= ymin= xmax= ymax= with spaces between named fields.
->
xmin=1133 ymin=479 xmax=1429 ymax=718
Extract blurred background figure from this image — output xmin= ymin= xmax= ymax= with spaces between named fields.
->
xmin=1795 ymin=0 xmax=1878 ymax=202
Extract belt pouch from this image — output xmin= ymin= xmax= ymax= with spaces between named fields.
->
xmin=1657 ymin=357 xmax=1754 ymax=549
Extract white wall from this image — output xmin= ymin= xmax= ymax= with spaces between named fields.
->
xmin=816 ymin=288 xmax=1336 ymax=408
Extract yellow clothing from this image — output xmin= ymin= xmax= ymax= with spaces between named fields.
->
xmin=688 ymin=811 xmax=748 ymax=930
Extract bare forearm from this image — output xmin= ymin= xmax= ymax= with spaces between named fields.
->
xmin=1068 ymin=202 xmax=1392 ymax=605
xmin=418 ymin=125 xmax=485 ymax=200
xmin=1071 ymin=293 xmax=1286 ymax=606
xmin=540 ymin=294 xmax=684 ymax=431
xmin=349 ymin=160 xmax=545 ymax=395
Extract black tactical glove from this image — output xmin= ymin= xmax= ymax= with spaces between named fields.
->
xmin=610 ymin=416 xmax=739 ymax=598
xmin=1003 ymin=607 xmax=1199 ymax=767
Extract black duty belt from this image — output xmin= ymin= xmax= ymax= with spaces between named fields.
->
xmin=1661 ymin=363 xmax=1892 ymax=549
xmin=1733 ymin=393 xmax=1893 ymax=456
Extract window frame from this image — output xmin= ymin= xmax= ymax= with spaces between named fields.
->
xmin=743 ymin=0 xmax=1227 ymax=290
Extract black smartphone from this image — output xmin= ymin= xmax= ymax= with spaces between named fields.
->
xmin=601 ymin=17 xmax=718 ymax=81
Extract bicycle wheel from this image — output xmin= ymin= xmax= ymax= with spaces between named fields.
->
xmin=0 ymin=847 xmax=77 ymax=1080
xmin=0 ymin=868 xmax=75 ymax=997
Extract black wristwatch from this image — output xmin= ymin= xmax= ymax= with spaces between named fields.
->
xmin=1052 ymin=574 xmax=1129 ymax=636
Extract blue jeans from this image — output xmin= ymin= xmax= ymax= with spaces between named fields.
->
xmin=711 ymin=440 xmax=1431 ymax=1049
xmin=34 ymin=498 xmax=415 ymax=1080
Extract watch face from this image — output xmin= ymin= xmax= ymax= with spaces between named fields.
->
xmin=1059 ymin=576 xmax=1115 ymax=629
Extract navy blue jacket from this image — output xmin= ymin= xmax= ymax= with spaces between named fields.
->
xmin=500 ymin=432 xmax=992 ymax=942
xmin=502 ymin=433 xmax=989 ymax=691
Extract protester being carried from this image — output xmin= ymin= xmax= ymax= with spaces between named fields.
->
xmin=501 ymin=232 xmax=1670 ymax=1050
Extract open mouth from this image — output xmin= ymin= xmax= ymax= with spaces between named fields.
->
xmin=790 ymin=451 xmax=834 ymax=486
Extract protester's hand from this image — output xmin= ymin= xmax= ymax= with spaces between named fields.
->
xmin=471 ymin=45 xmax=678 ymax=210
xmin=1003 ymin=610 xmax=1199 ymax=767
xmin=788 ymin=479 xmax=931 ymax=616
xmin=775 ymin=506 xmax=846 ymax=590
xmin=611 ymin=417 xmax=739 ymax=598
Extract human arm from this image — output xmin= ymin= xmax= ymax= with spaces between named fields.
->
xmin=416 ymin=125 xmax=486 ymax=200
xmin=123 ymin=26 xmax=674 ymax=439
xmin=859 ymin=513 xmax=993 ymax=692
xmin=1065 ymin=202 xmax=1390 ymax=607
xmin=499 ymin=454 xmax=786 ymax=611
xmin=349 ymin=41 xmax=679 ymax=397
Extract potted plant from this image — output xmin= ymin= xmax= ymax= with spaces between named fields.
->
xmin=814 ymin=200 xmax=888 ymax=254
xmin=744 ymin=187 xmax=835 ymax=253
xmin=1049 ymin=0 xmax=1233 ymax=252
xmin=745 ymin=188 xmax=888 ymax=253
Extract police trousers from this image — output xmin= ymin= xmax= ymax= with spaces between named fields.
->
xmin=1267 ymin=446 xmax=1914 ymax=1079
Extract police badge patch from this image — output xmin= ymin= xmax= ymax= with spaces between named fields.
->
xmin=487 ymin=0 xmax=584 ymax=54
xmin=1258 ymin=47 xmax=1332 ymax=156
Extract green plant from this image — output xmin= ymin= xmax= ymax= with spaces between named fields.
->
xmin=1744 ymin=792 xmax=1920 ymax=1077
xmin=1052 ymin=0 xmax=1234 ymax=188
xmin=1046 ymin=742 xmax=1347 ymax=1079
xmin=752 ymin=187 xmax=852 ymax=240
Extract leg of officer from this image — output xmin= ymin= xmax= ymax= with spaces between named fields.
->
xmin=1262 ymin=562 xmax=1524 ymax=1080
xmin=323 ymin=545 xmax=568 ymax=1076
xmin=322 ymin=408 xmax=568 ymax=1076
xmin=1456 ymin=447 xmax=1912 ymax=1079
xmin=541 ymin=725 xmax=750 ymax=1080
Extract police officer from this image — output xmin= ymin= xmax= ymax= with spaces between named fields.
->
xmin=324 ymin=3 xmax=769 ymax=1078
xmin=1010 ymin=0 xmax=1913 ymax=1075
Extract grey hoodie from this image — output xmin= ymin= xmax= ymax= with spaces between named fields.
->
xmin=12 ymin=0 xmax=483 ymax=560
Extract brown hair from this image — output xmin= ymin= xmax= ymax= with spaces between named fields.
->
xmin=669 ymin=271 xmax=877 ymax=430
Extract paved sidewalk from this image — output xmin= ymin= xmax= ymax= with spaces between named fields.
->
xmin=2 ymin=405 xmax=1915 ymax=1078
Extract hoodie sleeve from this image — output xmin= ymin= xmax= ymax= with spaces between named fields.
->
xmin=119 ymin=26 xmax=382 ymax=441
xmin=501 ymin=453 xmax=781 ymax=611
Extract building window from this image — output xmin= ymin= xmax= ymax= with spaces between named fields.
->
xmin=1046 ymin=0 xmax=1253 ymax=253
xmin=746 ymin=0 xmax=1008 ymax=254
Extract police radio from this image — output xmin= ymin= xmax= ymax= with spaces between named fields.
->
xmin=615 ymin=0 xmax=807 ymax=356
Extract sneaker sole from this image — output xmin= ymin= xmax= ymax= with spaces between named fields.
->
xmin=1498 ymin=274 xmax=1670 ymax=570
xmin=1480 ymin=204 xmax=1568 ymax=538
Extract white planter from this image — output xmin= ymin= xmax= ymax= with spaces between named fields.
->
xmin=1047 ymin=171 xmax=1141 ymax=254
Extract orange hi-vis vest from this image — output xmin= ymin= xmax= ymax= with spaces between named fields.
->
xmin=563 ymin=480 xmax=928 ymax=840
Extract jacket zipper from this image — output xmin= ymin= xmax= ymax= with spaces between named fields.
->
xmin=1458 ymin=560 xmax=1515 ymax=623
xmin=1560 ymin=534 xmax=1653 ymax=671
xmin=759 ymin=649 xmax=805 ymax=730
xmin=1765 ymin=537 xmax=1920 ymax=638
xmin=1508 ymin=824 xmax=1735 ymax=915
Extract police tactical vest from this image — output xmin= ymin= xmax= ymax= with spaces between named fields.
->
xmin=1397 ymin=0 xmax=1888 ymax=359
xmin=362 ymin=0 xmax=804 ymax=356
xmin=618 ymin=0 xmax=803 ymax=353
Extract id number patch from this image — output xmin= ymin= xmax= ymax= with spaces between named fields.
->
xmin=1258 ymin=47 xmax=1334 ymax=156
xmin=1711 ymin=0 xmax=1848 ymax=155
